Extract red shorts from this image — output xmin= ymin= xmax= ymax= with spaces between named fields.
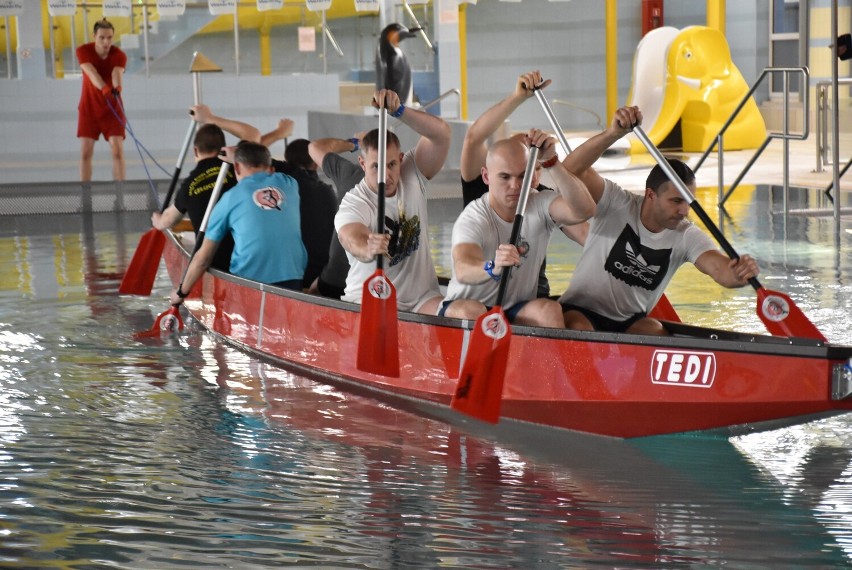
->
xmin=77 ymin=103 xmax=125 ymax=141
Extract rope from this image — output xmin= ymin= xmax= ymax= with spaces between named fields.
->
xmin=105 ymin=93 xmax=171 ymax=209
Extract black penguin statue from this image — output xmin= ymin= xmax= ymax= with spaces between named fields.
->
xmin=375 ymin=23 xmax=420 ymax=106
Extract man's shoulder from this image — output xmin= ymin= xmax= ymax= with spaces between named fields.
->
xmin=75 ymin=43 xmax=96 ymax=59
xmin=455 ymin=195 xmax=490 ymax=225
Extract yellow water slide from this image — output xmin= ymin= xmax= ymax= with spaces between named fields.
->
xmin=626 ymin=25 xmax=766 ymax=153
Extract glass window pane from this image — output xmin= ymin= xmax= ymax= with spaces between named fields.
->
xmin=773 ymin=0 xmax=799 ymax=34
xmin=771 ymin=40 xmax=801 ymax=93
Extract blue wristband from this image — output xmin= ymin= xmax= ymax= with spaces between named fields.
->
xmin=348 ymin=137 xmax=359 ymax=152
xmin=484 ymin=260 xmax=501 ymax=282
xmin=390 ymin=104 xmax=405 ymax=118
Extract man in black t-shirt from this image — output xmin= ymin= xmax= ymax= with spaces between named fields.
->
xmin=151 ymin=123 xmax=240 ymax=271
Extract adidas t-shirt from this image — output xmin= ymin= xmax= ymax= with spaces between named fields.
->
xmin=558 ymin=179 xmax=715 ymax=321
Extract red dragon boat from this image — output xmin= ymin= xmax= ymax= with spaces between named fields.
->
xmin=161 ymin=231 xmax=852 ymax=439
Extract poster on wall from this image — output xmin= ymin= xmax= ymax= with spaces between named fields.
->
xmin=0 ymin=1 xmax=23 ymax=16
xmin=257 ymin=0 xmax=283 ymax=10
xmin=298 ymin=26 xmax=316 ymax=52
xmin=354 ymin=0 xmax=379 ymax=11
xmin=305 ymin=0 xmax=332 ymax=12
xmin=208 ymin=0 xmax=236 ymax=15
xmin=103 ymin=0 xmax=131 ymax=18
xmin=47 ymin=0 xmax=77 ymax=16
xmin=157 ymin=0 xmax=186 ymax=16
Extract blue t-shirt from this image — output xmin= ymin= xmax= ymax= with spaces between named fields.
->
xmin=206 ymin=171 xmax=307 ymax=284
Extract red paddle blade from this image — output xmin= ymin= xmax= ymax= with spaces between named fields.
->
xmin=648 ymin=293 xmax=682 ymax=323
xmin=755 ymin=287 xmax=826 ymax=342
xmin=451 ymin=307 xmax=512 ymax=424
xmin=119 ymin=229 xmax=165 ymax=295
xmin=134 ymin=305 xmax=184 ymax=339
xmin=356 ymin=270 xmax=400 ymax=377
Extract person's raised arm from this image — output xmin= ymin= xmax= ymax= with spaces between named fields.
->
xmin=695 ymin=251 xmax=760 ymax=289
xmin=562 ymin=105 xmax=640 ymax=203
xmin=461 ymin=70 xmax=550 ymax=181
xmin=529 ymin=131 xmax=595 ymax=226
xmin=307 ymin=136 xmax=359 ymax=167
xmin=374 ymin=89 xmax=450 ymax=180
xmin=260 ymin=118 xmax=294 ymax=148
xmin=191 ymin=104 xmax=261 ymax=143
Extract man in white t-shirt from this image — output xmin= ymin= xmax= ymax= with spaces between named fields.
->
xmin=439 ymin=130 xmax=595 ymax=327
xmin=559 ymin=105 xmax=761 ymax=335
xmin=334 ymin=89 xmax=451 ymax=315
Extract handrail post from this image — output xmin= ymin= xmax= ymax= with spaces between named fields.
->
xmin=70 ymin=15 xmax=77 ymax=73
xmin=717 ymin=133 xmax=723 ymax=215
xmin=48 ymin=14 xmax=56 ymax=78
xmin=142 ymin=4 xmax=150 ymax=78
xmin=782 ymin=70 xmax=789 ymax=219
xmin=4 ymin=16 xmax=11 ymax=79
xmin=233 ymin=5 xmax=240 ymax=76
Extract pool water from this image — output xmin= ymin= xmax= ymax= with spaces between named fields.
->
xmin=1 ymin=183 xmax=852 ymax=567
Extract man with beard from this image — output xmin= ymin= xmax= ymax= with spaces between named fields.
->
xmin=559 ymin=105 xmax=760 ymax=335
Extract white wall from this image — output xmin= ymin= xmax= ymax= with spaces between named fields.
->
xmin=0 ymin=73 xmax=339 ymax=183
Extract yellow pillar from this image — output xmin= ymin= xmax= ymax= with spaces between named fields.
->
xmin=706 ymin=0 xmax=726 ymax=34
xmin=605 ymin=0 xmax=617 ymax=119
xmin=259 ymin=17 xmax=271 ymax=77
xmin=459 ymin=3 xmax=468 ymax=121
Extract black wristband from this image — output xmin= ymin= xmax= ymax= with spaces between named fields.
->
xmin=176 ymin=287 xmax=189 ymax=299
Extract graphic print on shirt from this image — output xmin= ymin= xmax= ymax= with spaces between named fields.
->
xmin=516 ymin=236 xmax=530 ymax=260
xmin=253 ymin=187 xmax=284 ymax=211
xmin=189 ymin=166 xmax=233 ymax=197
xmin=604 ymin=224 xmax=671 ymax=290
xmin=384 ymin=213 xmax=421 ymax=267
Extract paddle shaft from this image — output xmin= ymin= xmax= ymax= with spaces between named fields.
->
xmin=632 ymin=126 xmax=761 ymax=291
xmin=376 ymin=107 xmax=388 ymax=271
xmin=495 ymin=145 xmax=539 ymax=306
xmin=179 ymin=162 xmax=230 ymax=291
xmin=161 ymin=119 xmax=197 ymax=213
xmin=533 ymin=89 xmax=572 ymax=155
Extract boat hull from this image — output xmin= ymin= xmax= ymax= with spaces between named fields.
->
xmin=162 ymin=233 xmax=852 ymax=438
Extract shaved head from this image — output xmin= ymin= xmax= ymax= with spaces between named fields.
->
xmin=485 ymin=137 xmax=527 ymax=169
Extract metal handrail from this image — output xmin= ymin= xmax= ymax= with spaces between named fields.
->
xmin=692 ymin=67 xmax=808 ymax=212
xmin=815 ymin=78 xmax=852 ymax=172
xmin=419 ymin=88 xmax=462 ymax=120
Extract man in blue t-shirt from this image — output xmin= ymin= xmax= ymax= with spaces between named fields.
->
xmin=170 ymin=141 xmax=307 ymax=306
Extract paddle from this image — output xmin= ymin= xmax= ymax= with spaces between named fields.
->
xmin=451 ymin=144 xmax=540 ymax=423
xmin=119 ymin=119 xmax=198 ymax=295
xmin=632 ymin=125 xmax=826 ymax=342
xmin=532 ymin=87 xmax=681 ymax=323
xmin=135 ymin=161 xmax=230 ymax=339
xmin=356 ymin=106 xmax=400 ymax=377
